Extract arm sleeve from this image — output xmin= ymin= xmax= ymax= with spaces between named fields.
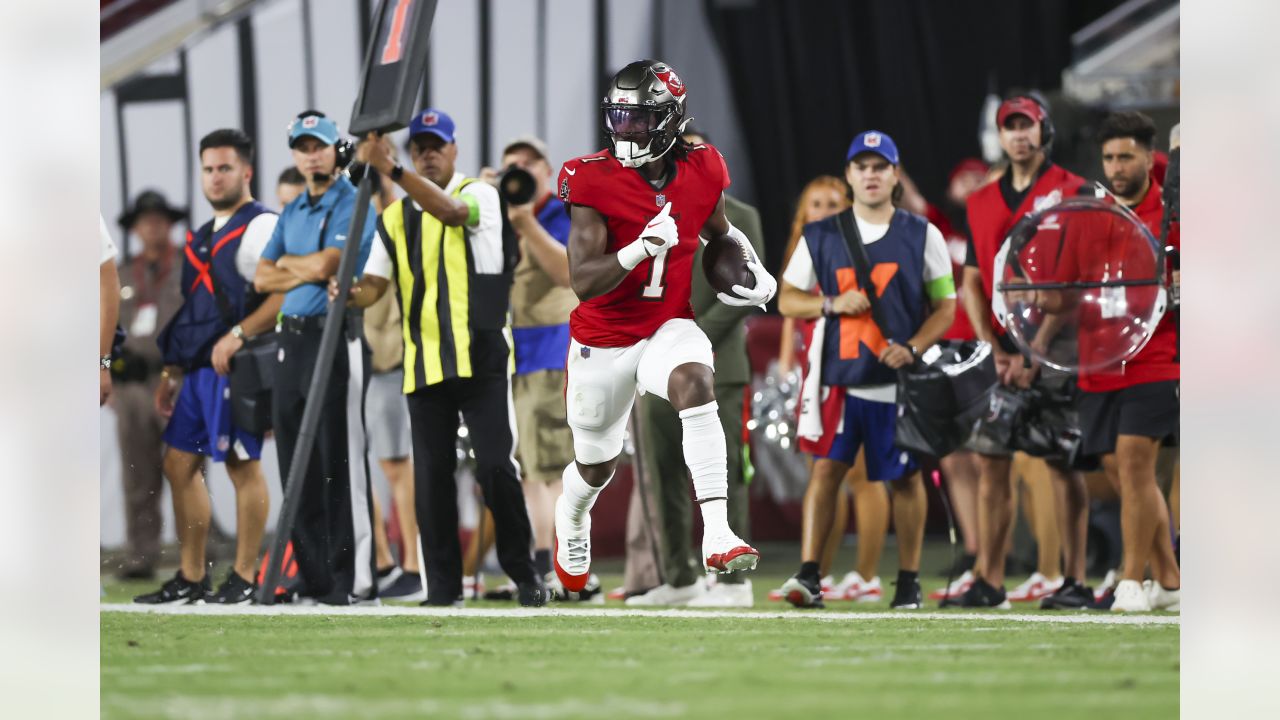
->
xmin=260 ymin=209 xmax=287 ymax=261
xmin=364 ymin=224 xmax=393 ymax=280
xmin=923 ymin=223 xmax=957 ymax=300
xmin=462 ymin=181 xmax=506 ymax=274
xmin=781 ymin=239 xmax=818 ymax=292
xmin=235 ymin=213 xmax=279 ymax=281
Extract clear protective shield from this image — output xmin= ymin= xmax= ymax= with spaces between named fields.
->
xmin=994 ymin=197 xmax=1168 ymax=374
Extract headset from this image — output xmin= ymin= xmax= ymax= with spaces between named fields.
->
xmin=289 ymin=110 xmax=355 ymax=179
xmin=1001 ymin=95 xmax=1055 ymax=153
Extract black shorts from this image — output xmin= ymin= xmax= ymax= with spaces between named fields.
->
xmin=1078 ymin=380 xmax=1179 ymax=457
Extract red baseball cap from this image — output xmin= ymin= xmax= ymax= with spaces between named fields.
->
xmin=997 ymin=97 xmax=1047 ymax=128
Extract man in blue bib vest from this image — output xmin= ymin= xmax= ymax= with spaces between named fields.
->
xmin=135 ymin=129 xmax=282 ymax=605
xmin=778 ymin=130 xmax=957 ymax=609
xmin=255 ymin=111 xmax=379 ymax=605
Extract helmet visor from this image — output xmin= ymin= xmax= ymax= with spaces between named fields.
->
xmin=604 ymin=106 xmax=665 ymax=137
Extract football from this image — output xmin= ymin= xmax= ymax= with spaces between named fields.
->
xmin=702 ymin=235 xmax=755 ymax=296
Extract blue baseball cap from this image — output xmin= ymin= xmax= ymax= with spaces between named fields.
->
xmin=288 ymin=113 xmax=340 ymax=147
xmin=408 ymin=108 xmax=456 ymax=143
xmin=846 ymin=130 xmax=900 ymax=165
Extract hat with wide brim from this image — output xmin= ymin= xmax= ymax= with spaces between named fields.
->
xmin=118 ymin=189 xmax=187 ymax=228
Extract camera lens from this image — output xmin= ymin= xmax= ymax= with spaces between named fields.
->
xmin=498 ymin=166 xmax=536 ymax=205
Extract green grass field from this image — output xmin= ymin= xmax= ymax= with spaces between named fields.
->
xmin=101 ymin=565 xmax=1178 ymax=720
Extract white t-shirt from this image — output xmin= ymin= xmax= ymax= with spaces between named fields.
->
xmin=212 ymin=212 xmax=279 ymax=282
xmin=782 ymin=213 xmax=955 ymax=402
xmin=365 ymin=172 xmax=503 ymax=280
xmin=100 ymin=216 xmax=118 ymax=265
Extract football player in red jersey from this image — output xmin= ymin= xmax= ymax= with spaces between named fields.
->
xmin=551 ymin=60 xmax=776 ymax=592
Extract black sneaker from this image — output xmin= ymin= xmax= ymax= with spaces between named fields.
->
xmin=952 ymin=578 xmax=1011 ymax=609
xmin=1087 ymin=587 xmax=1116 ymax=611
xmin=517 ymin=579 xmax=548 ymax=607
xmin=380 ymin=571 xmax=425 ymax=600
xmin=207 ymin=570 xmax=256 ymax=605
xmin=133 ymin=571 xmax=211 ymax=605
xmin=890 ymin=576 xmax=923 ymax=609
xmin=779 ymin=574 xmax=825 ymax=608
xmin=1040 ymin=581 xmax=1094 ymax=610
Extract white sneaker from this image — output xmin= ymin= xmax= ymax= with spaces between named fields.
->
xmin=1095 ymin=569 xmax=1119 ymax=601
xmin=928 ymin=570 xmax=974 ymax=601
xmin=1007 ymin=572 xmax=1063 ymax=602
xmin=1144 ymin=580 xmax=1181 ymax=612
xmin=831 ymin=571 xmax=883 ymax=602
xmin=701 ymin=528 xmax=760 ymax=574
xmin=687 ymin=580 xmax=754 ymax=608
xmin=1111 ymin=579 xmax=1152 ymax=612
xmin=625 ymin=582 xmax=706 ymax=606
xmin=553 ymin=495 xmax=592 ymax=592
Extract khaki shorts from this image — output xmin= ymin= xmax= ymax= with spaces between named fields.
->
xmin=514 ymin=369 xmax=575 ymax=484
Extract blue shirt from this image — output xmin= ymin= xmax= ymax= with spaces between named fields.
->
xmin=262 ymin=175 xmax=376 ymax=317
xmin=513 ymin=197 xmax=573 ymax=375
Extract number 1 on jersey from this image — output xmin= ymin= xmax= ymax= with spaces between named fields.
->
xmin=641 ymin=253 xmax=668 ymax=299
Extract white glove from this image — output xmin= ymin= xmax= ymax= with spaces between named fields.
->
xmin=717 ymin=261 xmax=777 ymax=307
xmin=618 ymin=202 xmax=679 ymax=270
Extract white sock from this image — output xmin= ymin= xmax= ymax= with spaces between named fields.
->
xmin=699 ymin=497 xmax=729 ymax=536
xmin=679 ymin=400 xmax=728 ymax=503
xmin=561 ymin=462 xmax=609 ymax=527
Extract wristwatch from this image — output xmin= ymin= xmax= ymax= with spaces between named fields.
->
xmin=389 ymin=163 xmax=404 ymax=182
xmin=100 ymin=355 xmax=111 ymax=371
xmin=231 ymin=324 xmax=245 ymax=340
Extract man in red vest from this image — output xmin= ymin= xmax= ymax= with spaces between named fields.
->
xmin=958 ymin=96 xmax=1091 ymax=609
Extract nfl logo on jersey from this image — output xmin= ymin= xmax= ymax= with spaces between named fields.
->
xmin=655 ymin=193 xmax=666 ymax=207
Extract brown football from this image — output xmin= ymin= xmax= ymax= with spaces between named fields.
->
xmin=702 ymin=235 xmax=755 ymax=296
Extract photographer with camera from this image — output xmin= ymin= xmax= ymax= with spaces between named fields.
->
xmin=255 ymin=111 xmax=379 ymax=605
xmin=471 ymin=136 xmax=582 ymax=596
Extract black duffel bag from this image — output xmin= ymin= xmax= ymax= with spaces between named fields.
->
xmin=895 ymin=340 xmax=998 ymax=458
xmin=228 ymin=332 xmax=278 ymax=435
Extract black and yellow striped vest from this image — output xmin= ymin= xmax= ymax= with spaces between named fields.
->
xmin=379 ymin=180 xmax=515 ymax=392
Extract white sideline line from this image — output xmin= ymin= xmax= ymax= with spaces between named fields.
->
xmin=100 ymin=603 xmax=1178 ymax=626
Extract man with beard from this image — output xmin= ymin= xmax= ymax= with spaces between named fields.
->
xmin=135 ymin=129 xmax=281 ymax=605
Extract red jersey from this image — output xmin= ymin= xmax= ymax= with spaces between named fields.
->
xmin=1075 ymin=182 xmax=1180 ymax=391
xmin=557 ymin=144 xmax=730 ymax=347
xmin=967 ymin=163 xmax=1087 ymax=336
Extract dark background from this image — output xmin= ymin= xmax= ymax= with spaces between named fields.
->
xmin=703 ymin=0 xmax=1127 ymax=273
